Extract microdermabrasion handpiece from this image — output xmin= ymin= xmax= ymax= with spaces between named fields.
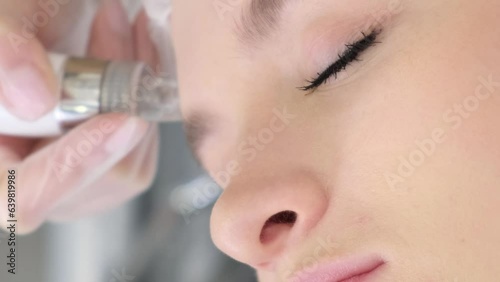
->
xmin=0 ymin=53 xmax=181 ymax=137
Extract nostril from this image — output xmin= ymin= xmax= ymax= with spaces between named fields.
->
xmin=266 ymin=210 xmax=298 ymax=225
xmin=260 ymin=211 xmax=298 ymax=244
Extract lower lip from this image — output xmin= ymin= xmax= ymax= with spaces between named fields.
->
xmin=292 ymin=255 xmax=385 ymax=282
xmin=338 ymin=264 xmax=383 ymax=282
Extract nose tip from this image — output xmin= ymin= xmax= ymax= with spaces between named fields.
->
xmin=210 ymin=171 xmax=328 ymax=269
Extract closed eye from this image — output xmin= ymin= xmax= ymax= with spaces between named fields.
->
xmin=299 ymin=29 xmax=381 ymax=93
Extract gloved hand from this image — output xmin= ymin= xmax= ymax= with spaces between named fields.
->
xmin=0 ymin=0 xmax=160 ymax=234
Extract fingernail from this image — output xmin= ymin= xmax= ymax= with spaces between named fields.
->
xmin=103 ymin=0 xmax=130 ymax=38
xmin=0 ymin=65 xmax=56 ymax=121
xmin=105 ymin=118 xmax=146 ymax=154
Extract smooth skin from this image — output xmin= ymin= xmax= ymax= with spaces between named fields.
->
xmin=171 ymin=0 xmax=500 ymax=281
xmin=0 ymin=0 xmax=159 ymax=233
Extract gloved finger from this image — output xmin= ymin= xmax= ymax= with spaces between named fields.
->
xmin=32 ymin=0 xmax=159 ymax=223
xmin=45 ymin=4 xmax=164 ymax=221
xmin=47 ymin=125 xmax=160 ymax=221
xmin=133 ymin=9 xmax=160 ymax=69
xmin=26 ymin=0 xmax=147 ymax=157
xmin=87 ymin=0 xmax=134 ymax=61
xmin=0 ymin=114 xmax=149 ymax=234
xmin=0 ymin=20 xmax=58 ymax=121
xmin=0 ymin=135 xmax=36 ymax=164
xmin=27 ymin=0 xmax=137 ymax=154
xmin=0 ymin=0 xmax=85 ymax=46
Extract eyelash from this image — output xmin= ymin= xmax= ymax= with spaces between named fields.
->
xmin=299 ymin=29 xmax=381 ymax=92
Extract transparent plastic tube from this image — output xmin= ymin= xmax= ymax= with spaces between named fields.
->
xmin=0 ymin=53 xmax=181 ymax=137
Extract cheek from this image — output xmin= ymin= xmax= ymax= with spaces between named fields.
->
xmin=312 ymin=1 xmax=500 ymax=195
xmin=298 ymin=9 xmax=500 ymax=270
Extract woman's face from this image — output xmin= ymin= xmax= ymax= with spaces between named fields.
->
xmin=171 ymin=0 xmax=500 ymax=281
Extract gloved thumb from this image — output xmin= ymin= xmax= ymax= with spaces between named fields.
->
xmin=0 ymin=20 xmax=58 ymax=121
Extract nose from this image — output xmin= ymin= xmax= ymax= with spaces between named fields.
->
xmin=210 ymin=170 xmax=329 ymax=269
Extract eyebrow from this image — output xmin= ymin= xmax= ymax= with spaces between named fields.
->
xmin=235 ymin=0 xmax=292 ymax=45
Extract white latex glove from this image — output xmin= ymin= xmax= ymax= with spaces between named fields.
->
xmin=0 ymin=0 xmax=160 ymax=234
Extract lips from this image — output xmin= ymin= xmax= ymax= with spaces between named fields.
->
xmin=290 ymin=255 xmax=385 ymax=282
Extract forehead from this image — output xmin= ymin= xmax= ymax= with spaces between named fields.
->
xmin=171 ymin=0 xmax=329 ymax=53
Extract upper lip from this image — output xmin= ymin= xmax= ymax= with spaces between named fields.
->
xmin=289 ymin=254 xmax=385 ymax=282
